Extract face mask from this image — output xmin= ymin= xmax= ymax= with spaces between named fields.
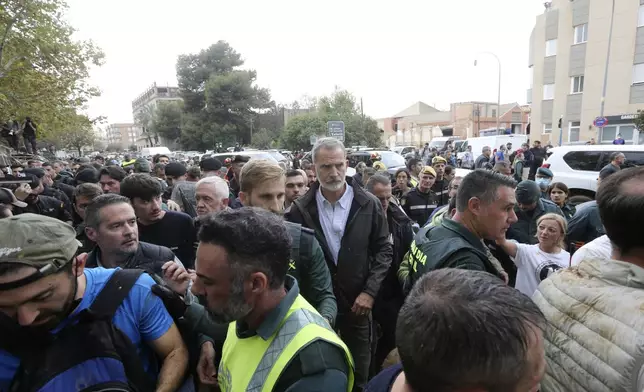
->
xmin=536 ymin=178 xmax=551 ymax=190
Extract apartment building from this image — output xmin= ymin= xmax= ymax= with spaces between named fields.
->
xmin=529 ymin=0 xmax=644 ymax=145
xmin=104 ymin=123 xmax=142 ymax=151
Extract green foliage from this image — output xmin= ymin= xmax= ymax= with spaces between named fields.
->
xmin=251 ymin=128 xmax=275 ymax=149
xmin=53 ymin=113 xmax=97 ymax=155
xmin=635 ymin=110 xmax=644 ymax=132
xmin=0 ymin=0 xmax=104 ymax=139
xmin=176 ymin=41 xmax=271 ymax=150
xmin=152 ymin=101 xmax=182 ymax=142
xmin=281 ymin=89 xmax=383 ymax=150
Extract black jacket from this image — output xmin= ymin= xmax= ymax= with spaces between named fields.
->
xmin=431 ymin=178 xmax=450 ymax=207
xmin=284 ymin=221 xmax=337 ymax=325
xmin=507 ymin=199 xmax=564 ymax=244
xmin=378 ymin=202 xmax=413 ymax=303
xmin=401 ymin=187 xmax=439 ymax=227
xmin=86 ymin=241 xmax=176 ymax=277
xmin=17 ymin=195 xmax=71 ymax=222
xmin=405 ymin=219 xmax=502 ymax=293
xmin=285 ymin=177 xmax=393 ymax=311
xmin=43 ymin=185 xmax=72 ymax=213
xmin=566 ymin=201 xmax=605 ymax=251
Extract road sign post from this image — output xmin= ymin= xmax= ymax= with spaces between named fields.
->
xmin=327 ymin=121 xmax=345 ymax=142
xmin=593 ymin=117 xmax=608 ymax=128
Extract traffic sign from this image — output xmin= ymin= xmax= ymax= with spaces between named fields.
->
xmin=327 ymin=121 xmax=345 ymax=142
xmin=594 ymin=117 xmax=608 ymax=128
xmin=309 ymin=135 xmax=318 ymax=145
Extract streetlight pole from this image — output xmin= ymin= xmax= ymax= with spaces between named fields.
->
xmin=475 ymin=52 xmax=502 ymax=134
xmin=599 ymin=0 xmax=616 ymax=120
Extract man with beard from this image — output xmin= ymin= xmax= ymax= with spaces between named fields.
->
xmin=177 ymin=208 xmax=354 ymax=391
xmin=0 ymin=214 xmax=188 ymax=391
xmin=238 ymin=159 xmax=336 ymax=325
xmin=195 ymin=176 xmax=230 ymax=216
xmin=284 ymin=169 xmax=308 ymax=210
xmin=286 ymin=138 xmax=392 ymax=389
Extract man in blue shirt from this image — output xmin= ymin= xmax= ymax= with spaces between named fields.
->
xmin=0 ymin=213 xmax=188 ymax=391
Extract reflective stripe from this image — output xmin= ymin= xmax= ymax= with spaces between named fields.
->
xmin=410 ymin=205 xmax=437 ymax=210
xmin=246 ymin=308 xmax=329 ymax=391
xmin=434 ymin=190 xmax=449 ymax=195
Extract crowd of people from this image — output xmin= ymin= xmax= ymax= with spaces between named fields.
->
xmin=0 ymin=136 xmax=641 ymax=392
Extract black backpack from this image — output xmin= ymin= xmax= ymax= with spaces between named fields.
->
xmin=2 ymin=269 xmax=156 ymax=392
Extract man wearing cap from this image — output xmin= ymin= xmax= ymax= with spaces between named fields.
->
xmin=24 ymin=167 xmax=72 ymax=214
xmin=401 ymin=166 xmax=439 ymax=227
xmin=199 ymin=157 xmax=225 ymax=178
xmin=507 ymin=180 xmax=564 ymax=245
xmin=0 ymin=214 xmax=189 ymax=391
xmin=535 ymin=167 xmax=554 ymax=199
xmin=167 ymin=162 xmax=197 ymax=218
xmin=229 ymin=155 xmax=250 ymax=199
xmin=430 ymin=156 xmax=450 ymax=207
xmin=13 ymin=174 xmax=72 ymax=223
xmin=0 ymin=187 xmax=28 ymax=214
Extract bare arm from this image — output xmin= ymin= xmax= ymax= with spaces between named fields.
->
xmin=148 ymin=323 xmax=189 ymax=392
xmin=496 ymin=237 xmax=518 ymax=258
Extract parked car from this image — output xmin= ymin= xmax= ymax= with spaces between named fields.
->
xmin=542 ymin=144 xmax=644 ymax=202
xmin=348 ymin=150 xmax=406 ymax=176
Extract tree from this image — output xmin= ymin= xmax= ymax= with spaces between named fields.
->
xmin=281 ymin=89 xmax=383 ymax=150
xmin=251 ymin=128 xmax=275 ymax=149
xmin=176 ymin=41 xmax=271 ymax=150
xmin=635 ymin=110 xmax=644 ymax=134
xmin=56 ymin=114 xmax=97 ymax=156
xmin=0 ymin=0 xmax=104 ymax=139
xmin=134 ymin=104 xmax=156 ymax=146
xmin=152 ymin=100 xmax=182 ymax=144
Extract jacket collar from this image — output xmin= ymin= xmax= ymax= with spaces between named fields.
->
xmin=297 ymin=176 xmax=371 ymax=209
xmin=579 ymin=258 xmax=644 ymax=288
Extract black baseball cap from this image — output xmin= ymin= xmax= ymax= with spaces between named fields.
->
xmin=200 ymin=158 xmax=222 ymax=172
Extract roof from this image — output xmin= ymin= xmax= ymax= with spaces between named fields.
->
xmin=403 ymin=111 xmax=452 ymax=124
xmin=499 ymin=102 xmax=520 ymax=117
xmin=393 ymin=101 xmax=441 ymax=118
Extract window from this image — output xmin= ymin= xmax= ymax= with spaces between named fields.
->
xmin=639 ymin=5 xmax=644 ymax=27
xmin=543 ymin=84 xmax=555 ymax=100
xmin=563 ymin=151 xmax=602 ymax=171
xmin=491 ymin=109 xmax=497 ymax=118
xmin=568 ymin=121 xmax=581 ymax=142
xmin=574 ymin=24 xmax=588 ymax=44
xmin=545 ymin=39 xmax=557 ymax=57
xmin=633 ymin=64 xmax=644 ymax=84
xmin=570 ymin=76 xmax=584 ymax=94
xmin=543 ymin=123 xmax=552 ymax=134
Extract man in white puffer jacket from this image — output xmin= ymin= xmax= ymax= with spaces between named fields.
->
xmin=533 ymin=166 xmax=644 ymax=392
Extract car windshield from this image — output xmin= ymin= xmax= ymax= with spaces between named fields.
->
xmin=266 ymin=151 xmax=286 ymax=161
xmin=379 ymin=151 xmax=405 ymax=168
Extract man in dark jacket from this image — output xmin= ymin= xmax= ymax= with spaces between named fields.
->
xmin=15 ymin=173 xmax=72 ymax=223
xmin=366 ymin=173 xmax=414 ymax=373
xmin=24 ymin=167 xmax=73 ymax=214
xmin=401 ymin=166 xmax=439 ymax=226
xmin=237 ymin=159 xmax=337 ymax=325
xmin=566 ymin=200 xmax=605 ymax=253
xmin=404 ymin=170 xmax=517 ymax=292
xmin=507 ymin=180 xmax=564 ymax=244
xmin=430 ymin=156 xmax=450 ymax=207
xmin=475 ymin=146 xmax=492 ymax=169
xmin=286 ymin=137 xmax=392 ymax=389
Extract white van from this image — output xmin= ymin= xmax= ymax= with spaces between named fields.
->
xmin=457 ymin=134 xmax=528 ymax=161
xmin=141 ymin=146 xmax=171 ymax=157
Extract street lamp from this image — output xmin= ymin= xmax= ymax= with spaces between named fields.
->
xmin=474 ymin=52 xmax=502 ymax=135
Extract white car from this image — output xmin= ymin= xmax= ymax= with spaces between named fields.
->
xmin=543 ymin=144 xmax=644 ymax=202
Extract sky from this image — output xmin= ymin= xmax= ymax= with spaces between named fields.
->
xmin=65 ymin=0 xmax=546 ymax=124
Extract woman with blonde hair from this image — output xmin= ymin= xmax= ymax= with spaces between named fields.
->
xmin=496 ymin=213 xmax=570 ymax=296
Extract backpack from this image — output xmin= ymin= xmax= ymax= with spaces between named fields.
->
xmin=2 ymin=269 xmax=156 ymax=392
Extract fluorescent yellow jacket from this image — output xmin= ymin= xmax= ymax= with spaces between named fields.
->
xmin=218 ymin=292 xmax=354 ymax=392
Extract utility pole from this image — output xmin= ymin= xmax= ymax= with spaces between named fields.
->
xmin=599 ymin=0 xmax=616 ymax=121
xmin=360 ymin=98 xmax=365 ymax=134
xmin=249 ymin=117 xmax=254 ymax=143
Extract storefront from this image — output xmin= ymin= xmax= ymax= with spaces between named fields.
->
xmin=600 ymin=114 xmax=643 ymax=144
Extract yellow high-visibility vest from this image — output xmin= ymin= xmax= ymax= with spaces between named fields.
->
xmin=218 ymin=294 xmax=354 ymax=392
